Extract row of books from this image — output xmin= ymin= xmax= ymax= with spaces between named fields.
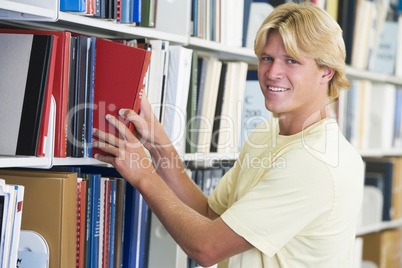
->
xmin=191 ymin=0 xmax=343 ymax=48
xmin=0 ymin=27 xmax=264 ymax=161
xmin=60 ymin=0 xmax=156 ymax=26
xmin=0 ymin=29 xmax=151 ymax=158
xmin=338 ymin=80 xmax=402 ymax=151
xmin=349 ymin=0 xmax=402 ymax=76
xmin=0 ymin=167 xmax=149 ymax=268
xmin=186 ymin=55 xmax=250 ymax=155
xmin=0 ymin=179 xmax=24 ymax=268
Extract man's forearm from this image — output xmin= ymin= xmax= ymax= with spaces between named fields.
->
xmin=149 ymin=143 xmax=210 ymax=217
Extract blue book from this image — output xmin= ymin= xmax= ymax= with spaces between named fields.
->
xmin=242 ymin=0 xmax=253 ymax=47
xmin=123 ymin=185 xmax=144 ymax=267
xmin=119 ymin=0 xmax=131 ymax=23
xmin=137 ymin=194 xmax=149 ymax=268
xmin=109 ymin=179 xmax=117 ymax=268
xmin=84 ymin=37 xmax=96 ymax=157
xmin=191 ymin=0 xmax=198 ymax=37
xmin=133 ymin=0 xmax=142 ymax=23
xmin=84 ymin=173 xmax=101 ymax=268
xmin=122 ymin=184 xmax=138 ymax=267
xmin=394 ymin=88 xmax=402 ymax=147
xmin=60 ymin=0 xmax=86 ymax=12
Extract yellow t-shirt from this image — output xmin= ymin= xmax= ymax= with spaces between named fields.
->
xmin=208 ymin=118 xmax=364 ymax=268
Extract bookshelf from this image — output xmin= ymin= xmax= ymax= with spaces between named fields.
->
xmin=0 ymin=1 xmax=401 ymax=267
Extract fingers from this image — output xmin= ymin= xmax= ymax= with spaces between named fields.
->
xmin=105 ymin=114 xmax=137 ymax=143
xmin=119 ymin=109 xmax=151 ymax=141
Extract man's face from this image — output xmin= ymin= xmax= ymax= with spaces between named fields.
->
xmin=258 ymin=30 xmax=329 ymax=123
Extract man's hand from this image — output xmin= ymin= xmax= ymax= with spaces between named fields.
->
xmin=92 ymin=112 xmax=156 ymax=188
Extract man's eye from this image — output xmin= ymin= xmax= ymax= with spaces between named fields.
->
xmin=288 ymin=59 xmax=298 ymax=64
xmin=261 ymin=56 xmax=272 ymax=61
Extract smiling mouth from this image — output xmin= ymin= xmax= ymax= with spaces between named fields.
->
xmin=269 ymin=86 xmax=289 ymax=92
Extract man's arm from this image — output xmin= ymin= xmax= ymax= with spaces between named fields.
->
xmin=137 ymin=171 xmax=253 ymax=267
xmin=93 ymin=111 xmax=253 ymax=266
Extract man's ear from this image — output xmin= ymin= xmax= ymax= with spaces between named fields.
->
xmin=320 ymin=67 xmax=335 ymax=84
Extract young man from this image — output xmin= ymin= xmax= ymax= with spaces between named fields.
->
xmin=93 ymin=3 xmax=364 ymax=267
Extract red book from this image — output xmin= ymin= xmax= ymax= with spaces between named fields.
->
xmin=78 ymin=179 xmax=87 ymax=268
xmin=92 ymin=38 xmax=151 ymax=157
xmin=0 ymin=29 xmax=71 ymax=157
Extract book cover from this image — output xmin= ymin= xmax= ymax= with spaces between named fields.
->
xmin=240 ymin=70 xmax=272 ymax=148
xmin=78 ymin=178 xmax=87 ymax=268
xmin=0 ymin=33 xmax=54 ymax=156
xmin=85 ymin=173 xmax=101 ymax=268
xmin=67 ymin=36 xmax=78 ymax=157
xmin=84 ymin=37 xmax=97 ymax=158
xmin=37 ymin=35 xmax=59 ymax=157
xmin=146 ymin=39 xmax=165 ymax=122
xmin=71 ymin=35 xmax=89 ymax=158
xmin=123 ymin=184 xmax=147 ymax=268
xmin=108 ymin=178 xmax=117 ymax=268
xmin=91 ymin=38 xmax=151 ymax=157
xmin=60 ymin=0 xmax=87 ymax=12
xmin=196 ymin=57 xmax=222 ymax=153
xmin=113 ymin=177 xmax=126 ymax=268
xmin=133 ymin=0 xmax=141 ymax=23
xmin=210 ymin=62 xmax=228 ymax=153
xmin=186 ymin=50 xmax=199 ymax=154
xmin=338 ymin=0 xmax=357 ymax=65
xmin=0 ymin=180 xmax=16 ymax=267
xmin=163 ymin=45 xmax=193 ymax=157
xmin=369 ymin=20 xmax=399 ymax=75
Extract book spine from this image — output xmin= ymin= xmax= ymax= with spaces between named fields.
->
xmin=132 ymin=50 xmax=152 ymax=114
xmin=76 ymin=179 xmax=82 ymax=268
xmin=109 ymin=179 xmax=116 ymax=268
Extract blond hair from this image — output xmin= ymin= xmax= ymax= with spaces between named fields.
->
xmin=254 ymin=3 xmax=349 ymax=98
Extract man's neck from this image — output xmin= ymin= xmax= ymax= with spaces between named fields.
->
xmin=277 ymin=102 xmax=332 ymax=136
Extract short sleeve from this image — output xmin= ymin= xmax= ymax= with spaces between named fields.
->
xmin=208 ymin=163 xmax=236 ymax=216
xmin=219 ymin=149 xmax=335 ymax=257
